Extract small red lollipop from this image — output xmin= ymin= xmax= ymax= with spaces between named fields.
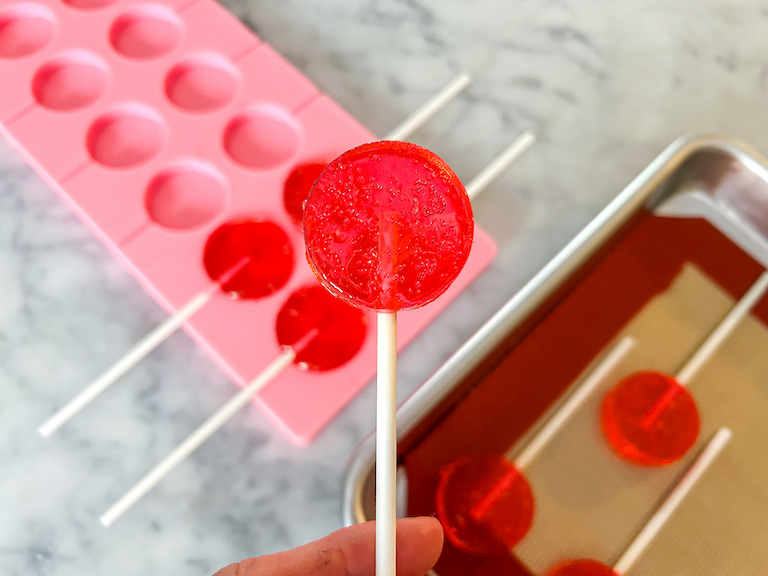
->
xmin=436 ymin=454 xmax=534 ymax=555
xmin=276 ymin=284 xmax=368 ymax=371
xmin=100 ymin=283 xmax=368 ymax=526
xmin=601 ymin=271 xmax=768 ymax=466
xmin=204 ymin=219 xmax=294 ymax=299
xmin=601 ymin=371 xmax=699 ymax=466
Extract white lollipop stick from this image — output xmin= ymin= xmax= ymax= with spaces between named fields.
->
xmin=39 ymin=79 xmax=471 ymax=438
xmin=514 ymin=336 xmax=635 ymax=469
xmin=676 ymin=271 xmax=768 ymax=385
xmin=39 ymin=258 xmax=250 ymax=437
xmin=383 ymin=73 xmax=471 ymax=141
xmin=612 ymin=427 xmax=732 ymax=574
xmin=465 ymin=131 xmax=535 ymax=202
xmin=100 ymin=346 xmax=301 ymax=527
xmin=376 ymin=311 xmax=397 ymax=576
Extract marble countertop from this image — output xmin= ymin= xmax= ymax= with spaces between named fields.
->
xmin=1 ymin=0 xmax=767 ymax=574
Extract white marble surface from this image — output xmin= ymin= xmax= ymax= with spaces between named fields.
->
xmin=1 ymin=0 xmax=767 ymax=574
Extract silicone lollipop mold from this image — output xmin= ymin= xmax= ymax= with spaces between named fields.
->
xmin=0 ymin=0 xmax=497 ymax=444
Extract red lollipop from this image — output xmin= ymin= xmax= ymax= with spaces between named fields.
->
xmin=601 ymin=271 xmax=768 ymax=466
xmin=203 ymin=219 xmax=294 ymax=299
xmin=276 ymin=284 xmax=368 ymax=371
xmin=100 ymin=283 xmax=368 ymax=526
xmin=436 ymin=337 xmax=635 ymax=556
xmin=39 ymin=217 xmax=295 ymax=438
xmin=601 ymin=371 xmax=699 ymax=466
xmin=304 ymin=140 xmax=473 ymax=576
xmin=304 ymin=140 xmax=474 ymax=312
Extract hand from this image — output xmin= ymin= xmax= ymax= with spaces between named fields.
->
xmin=214 ymin=516 xmax=444 ymax=576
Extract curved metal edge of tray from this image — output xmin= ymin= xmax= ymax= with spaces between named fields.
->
xmin=341 ymin=134 xmax=768 ymax=527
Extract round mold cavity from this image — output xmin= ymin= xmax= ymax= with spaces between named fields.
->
xmin=86 ymin=104 xmax=166 ymax=169
xmin=223 ymin=105 xmax=302 ymax=170
xmin=32 ymin=50 xmax=109 ymax=111
xmin=145 ymin=160 xmax=229 ymax=230
xmin=109 ymin=5 xmax=183 ymax=60
xmin=0 ymin=3 xmax=57 ymax=59
xmin=164 ymin=53 xmax=240 ymax=113
xmin=61 ymin=0 xmax=117 ymax=10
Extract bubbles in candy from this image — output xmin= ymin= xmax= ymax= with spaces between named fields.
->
xmin=435 ymin=454 xmax=534 ymax=555
xmin=203 ymin=220 xmax=294 ymax=299
xmin=547 ymin=559 xmax=618 ymax=576
xmin=283 ymin=162 xmax=327 ymax=226
xmin=601 ymin=371 xmax=700 ymax=466
xmin=303 ymin=141 xmax=473 ymax=312
xmin=275 ymin=285 xmax=367 ymax=371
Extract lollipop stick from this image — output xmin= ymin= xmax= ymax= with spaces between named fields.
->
xmin=612 ymin=427 xmax=732 ymax=574
xmin=383 ymin=73 xmax=471 ymax=141
xmin=465 ymin=131 xmax=536 ymax=202
xmin=514 ymin=336 xmax=635 ymax=469
xmin=376 ymin=311 xmax=397 ymax=576
xmin=639 ymin=271 xmax=768 ymax=429
xmin=676 ymin=271 xmax=768 ymax=385
xmin=100 ymin=347 xmax=298 ymax=527
xmin=39 ymin=258 xmax=250 ymax=437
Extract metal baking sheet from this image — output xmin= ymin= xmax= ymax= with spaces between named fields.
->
xmin=341 ymin=136 xmax=768 ymax=572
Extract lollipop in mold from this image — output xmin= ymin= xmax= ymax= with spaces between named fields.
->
xmin=546 ymin=427 xmax=731 ymax=576
xmin=601 ymin=271 xmax=768 ymax=467
xmin=436 ymin=337 xmax=635 ymax=555
xmin=99 ymin=283 xmax=368 ymax=527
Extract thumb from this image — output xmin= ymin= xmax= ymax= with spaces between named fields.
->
xmin=214 ymin=516 xmax=444 ymax=576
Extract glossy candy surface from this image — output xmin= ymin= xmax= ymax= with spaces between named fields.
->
xmin=304 ymin=141 xmax=473 ymax=312
xmin=203 ymin=220 xmax=294 ymax=299
xmin=435 ymin=454 xmax=534 ymax=555
xmin=275 ymin=285 xmax=367 ymax=371
xmin=601 ymin=371 xmax=700 ymax=466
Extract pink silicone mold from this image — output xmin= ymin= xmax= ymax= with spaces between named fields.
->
xmin=0 ymin=0 xmax=498 ymax=444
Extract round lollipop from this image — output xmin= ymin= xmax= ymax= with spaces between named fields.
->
xmin=436 ymin=337 xmax=635 ymax=555
xmin=601 ymin=271 xmax=768 ymax=466
xmin=39 ymin=218 xmax=295 ymax=437
xmin=304 ymin=140 xmax=473 ymax=576
xmin=546 ymin=427 xmax=731 ymax=576
xmin=99 ymin=284 xmax=367 ymax=526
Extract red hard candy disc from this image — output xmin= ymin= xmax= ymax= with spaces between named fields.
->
xmin=601 ymin=371 xmax=700 ymax=466
xmin=275 ymin=285 xmax=368 ymax=371
xmin=283 ymin=162 xmax=327 ymax=226
xmin=547 ymin=559 xmax=619 ymax=576
xmin=435 ymin=454 xmax=534 ymax=556
xmin=203 ymin=220 xmax=293 ymax=299
xmin=303 ymin=141 xmax=473 ymax=312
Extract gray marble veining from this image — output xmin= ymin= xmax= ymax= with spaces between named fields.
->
xmin=1 ymin=0 xmax=767 ymax=574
